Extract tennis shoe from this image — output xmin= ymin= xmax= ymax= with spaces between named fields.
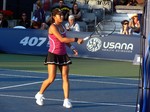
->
xmin=35 ymin=92 xmax=45 ymax=106
xmin=63 ymin=99 xmax=72 ymax=108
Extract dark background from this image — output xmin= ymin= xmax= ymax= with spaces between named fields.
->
xmin=0 ymin=0 xmax=37 ymax=19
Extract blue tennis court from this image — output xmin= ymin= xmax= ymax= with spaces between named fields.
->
xmin=0 ymin=69 xmax=138 ymax=112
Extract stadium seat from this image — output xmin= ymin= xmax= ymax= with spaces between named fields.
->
xmin=76 ymin=21 xmax=87 ymax=32
xmin=93 ymin=8 xmax=104 ymax=22
xmin=80 ymin=4 xmax=90 ymax=12
xmin=82 ymin=12 xmax=96 ymax=24
xmin=88 ymin=0 xmax=98 ymax=8
xmin=76 ymin=0 xmax=86 ymax=5
xmin=81 ymin=12 xmax=96 ymax=32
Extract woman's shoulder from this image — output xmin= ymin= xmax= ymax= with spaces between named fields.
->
xmin=50 ymin=23 xmax=56 ymax=28
xmin=49 ymin=24 xmax=56 ymax=31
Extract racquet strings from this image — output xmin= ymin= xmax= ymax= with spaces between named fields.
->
xmin=95 ymin=20 xmax=116 ymax=37
xmin=84 ymin=20 xmax=116 ymax=41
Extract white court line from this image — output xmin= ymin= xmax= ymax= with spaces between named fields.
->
xmin=0 ymin=78 xmax=137 ymax=90
xmin=0 ymin=73 xmax=137 ymax=88
xmin=0 ymin=79 xmax=61 ymax=90
xmin=0 ymin=74 xmax=137 ymax=91
xmin=70 ymin=79 xmax=138 ymax=86
xmin=0 ymin=70 xmax=137 ymax=109
xmin=0 ymin=68 xmax=138 ymax=80
xmin=0 ymin=94 xmax=136 ymax=108
xmin=0 ymin=81 xmax=43 ymax=90
xmin=0 ymin=73 xmax=44 ymax=78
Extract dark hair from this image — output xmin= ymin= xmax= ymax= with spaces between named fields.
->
xmin=31 ymin=21 xmax=41 ymax=29
xmin=73 ymin=3 xmax=78 ymax=7
xmin=0 ymin=12 xmax=4 ymax=15
xmin=36 ymin=0 xmax=42 ymax=8
xmin=121 ymin=20 xmax=129 ymax=25
xmin=51 ymin=8 xmax=62 ymax=23
xmin=52 ymin=8 xmax=62 ymax=16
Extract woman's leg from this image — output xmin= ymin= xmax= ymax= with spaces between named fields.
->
xmin=35 ymin=64 xmax=57 ymax=106
xmin=39 ymin=64 xmax=57 ymax=94
xmin=59 ymin=65 xmax=72 ymax=108
xmin=59 ymin=65 xmax=70 ymax=99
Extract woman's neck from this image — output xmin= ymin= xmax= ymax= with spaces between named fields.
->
xmin=54 ymin=21 xmax=61 ymax=25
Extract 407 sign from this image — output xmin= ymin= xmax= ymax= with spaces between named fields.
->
xmin=20 ymin=36 xmax=47 ymax=47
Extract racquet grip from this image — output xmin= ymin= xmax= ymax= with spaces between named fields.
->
xmin=83 ymin=36 xmax=90 ymax=41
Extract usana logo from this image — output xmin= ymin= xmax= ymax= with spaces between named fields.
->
xmin=86 ymin=38 xmax=102 ymax=52
xmin=86 ymin=38 xmax=134 ymax=53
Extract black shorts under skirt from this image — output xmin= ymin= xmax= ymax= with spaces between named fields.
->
xmin=44 ymin=52 xmax=72 ymax=65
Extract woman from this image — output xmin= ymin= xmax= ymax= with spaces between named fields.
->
xmin=35 ymin=8 xmax=83 ymax=108
xmin=0 ymin=12 xmax=8 ymax=28
xmin=120 ymin=20 xmax=132 ymax=35
xmin=129 ymin=14 xmax=140 ymax=34
xmin=18 ymin=12 xmax=30 ymax=28
xmin=69 ymin=3 xmax=81 ymax=21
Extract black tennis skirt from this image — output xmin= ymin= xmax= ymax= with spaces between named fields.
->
xmin=44 ymin=52 xmax=72 ymax=65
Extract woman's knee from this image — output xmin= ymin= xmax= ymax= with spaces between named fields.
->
xmin=62 ymin=74 xmax=69 ymax=81
xmin=46 ymin=77 xmax=55 ymax=84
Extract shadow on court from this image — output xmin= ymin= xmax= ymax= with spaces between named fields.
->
xmin=0 ymin=69 xmax=138 ymax=112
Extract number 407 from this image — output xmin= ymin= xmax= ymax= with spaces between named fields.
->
xmin=20 ymin=36 xmax=47 ymax=47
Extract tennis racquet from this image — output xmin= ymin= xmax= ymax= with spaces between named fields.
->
xmin=83 ymin=20 xmax=116 ymax=41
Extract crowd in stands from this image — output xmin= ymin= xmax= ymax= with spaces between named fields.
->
xmin=120 ymin=13 xmax=141 ymax=35
xmin=0 ymin=0 xmax=83 ymax=31
xmin=0 ymin=0 xmax=143 ymax=35
xmin=0 ymin=12 xmax=8 ymax=28
xmin=114 ymin=0 xmax=144 ymax=6
xmin=0 ymin=0 xmax=107 ymax=31
xmin=113 ymin=0 xmax=143 ymax=35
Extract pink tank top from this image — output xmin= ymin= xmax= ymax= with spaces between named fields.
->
xmin=48 ymin=24 xmax=67 ymax=55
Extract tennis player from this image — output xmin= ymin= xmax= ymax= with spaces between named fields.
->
xmin=35 ymin=8 xmax=83 ymax=108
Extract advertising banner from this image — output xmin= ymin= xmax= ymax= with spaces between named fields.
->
xmin=66 ymin=31 xmax=141 ymax=61
xmin=0 ymin=28 xmax=140 ymax=61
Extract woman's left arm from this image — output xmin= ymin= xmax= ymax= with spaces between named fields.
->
xmin=66 ymin=43 xmax=78 ymax=56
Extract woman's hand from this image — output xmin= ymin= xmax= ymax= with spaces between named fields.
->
xmin=77 ymin=38 xmax=84 ymax=44
xmin=72 ymin=49 xmax=78 ymax=56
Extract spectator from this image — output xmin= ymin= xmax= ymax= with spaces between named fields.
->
xmin=65 ymin=15 xmax=80 ymax=32
xmin=18 ymin=12 xmax=31 ymax=28
xmin=129 ymin=13 xmax=140 ymax=34
xmin=120 ymin=20 xmax=132 ymax=35
xmin=127 ymin=0 xmax=138 ymax=6
xmin=31 ymin=0 xmax=47 ymax=29
xmin=0 ymin=12 xmax=8 ymax=28
xmin=119 ymin=0 xmax=129 ymax=5
xmin=52 ymin=0 xmax=70 ymax=20
xmin=69 ymin=3 xmax=82 ymax=21
xmin=30 ymin=21 xmax=41 ymax=29
xmin=45 ymin=15 xmax=52 ymax=26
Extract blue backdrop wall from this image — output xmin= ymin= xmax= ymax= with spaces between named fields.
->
xmin=0 ymin=28 xmax=140 ymax=61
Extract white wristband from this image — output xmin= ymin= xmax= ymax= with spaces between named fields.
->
xmin=70 ymin=45 xmax=75 ymax=50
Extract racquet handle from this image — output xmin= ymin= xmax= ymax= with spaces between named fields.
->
xmin=83 ymin=36 xmax=90 ymax=41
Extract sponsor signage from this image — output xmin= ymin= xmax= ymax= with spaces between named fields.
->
xmin=0 ymin=28 xmax=140 ymax=61
xmin=66 ymin=32 xmax=141 ymax=61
